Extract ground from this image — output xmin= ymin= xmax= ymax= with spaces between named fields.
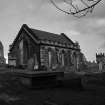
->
xmin=0 ymin=86 xmax=105 ymax=105
xmin=0 ymin=69 xmax=105 ymax=105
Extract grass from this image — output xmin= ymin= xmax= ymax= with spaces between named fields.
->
xmin=0 ymin=69 xmax=105 ymax=105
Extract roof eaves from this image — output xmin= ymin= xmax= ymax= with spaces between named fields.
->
xmin=10 ymin=24 xmax=40 ymax=51
xmin=61 ymin=33 xmax=75 ymax=45
xmin=10 ymin=24 xmax=26 ymax=51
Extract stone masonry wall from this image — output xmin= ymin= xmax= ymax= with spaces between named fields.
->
xmin=40 ymin=45 xmax=78 ymax=71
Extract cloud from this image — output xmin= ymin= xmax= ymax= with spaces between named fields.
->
xmin=100 ymin=42 xmax=105 ymax=48
xmin=69 ymin=18 xmax=105 ymax=37
xmin=0 ymin=0 xmax=104 ymax=61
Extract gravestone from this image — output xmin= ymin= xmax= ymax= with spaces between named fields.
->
xmin=0 ymin=41 xmax=6 ymax=65
xmin=27 ymin=57 xmax=34 ymax=70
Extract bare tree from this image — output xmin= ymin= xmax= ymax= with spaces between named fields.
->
xmin=50 ymin=0 xmax=102 ymax=17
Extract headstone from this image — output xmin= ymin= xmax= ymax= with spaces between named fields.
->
xmin=34 ymin=54 xmax=38 ymax=70
xmin=27 ymin=57 xmax=34 ymax=70
xmin=0 ymin=41 xmax=6 ymax=65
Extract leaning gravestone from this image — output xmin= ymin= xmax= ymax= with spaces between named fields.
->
xmin=27 ymin=57 xmax=34 ymax=70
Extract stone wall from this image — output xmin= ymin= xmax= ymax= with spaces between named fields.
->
xmin=8 ymin=30 xmax=40 ymax=68
xmin=40 ymin=45 xmax=80 ymax=71
xmin=40 ymin=46 xmax=48 ymax=67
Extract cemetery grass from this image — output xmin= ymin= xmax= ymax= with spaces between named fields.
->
xmin=0 ymin=70 xmax=105 ymax=105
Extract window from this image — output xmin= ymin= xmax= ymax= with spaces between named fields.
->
xmin=62 ymin=53 xmax=64 ymax=66
xmin=19 ymin=40 xmax=23 ymax=65
xmin=48 ymin=50 xmax=52 ymax=68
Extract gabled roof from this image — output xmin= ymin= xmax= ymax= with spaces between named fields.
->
xmin=31 ymin=28 xmax=74 ymax=45
xmin=10 ymin=24 xmax=76 ymax=51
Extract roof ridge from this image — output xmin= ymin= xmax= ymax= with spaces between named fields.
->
xmin=31 ymin=28 xmax=60 ymax=36
xmin=25 ymin=24 xmax=75 ymax=46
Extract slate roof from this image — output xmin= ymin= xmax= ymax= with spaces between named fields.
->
xmin=10 ymin=24 xmax=75 ymax=51
xmin=30 ymin=28 xmax=74 ymax=45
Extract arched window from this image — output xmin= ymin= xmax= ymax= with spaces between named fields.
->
xmin=51 ymin=49 xmax=58 ymax=69
xmin=19 ymin=40 xmax=23 ymax=65
xmin=64 ymin=51 xmax=68 ymax=66
xmin=58 ymin=51 xmax=62 ymax=65
xmin=34 ymin=54 xmax=38 ymax=70
xmin=72 ymin=52 xmax=79 ymax=70
xmin=62 ymin=50 xmax=65 ymax=66
xmin=55 ymin=48 xmax=59 ymax=64
xmin=24 ymin=40 xmax=29 ymax=64
xmin=67 ymin=50 xmax=72 ymax=66
xmin=48 ymin=48 xmax=52 ymax=68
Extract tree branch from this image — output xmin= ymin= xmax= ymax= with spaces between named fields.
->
xmin=50 ymin=0 xmax=102 ymax=17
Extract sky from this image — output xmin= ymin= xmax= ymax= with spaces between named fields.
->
xmin=0 ymin=0 xmax=105 ymax=62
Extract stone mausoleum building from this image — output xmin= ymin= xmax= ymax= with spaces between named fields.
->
xmin=8 ymin=24 xmax=85 ymax=71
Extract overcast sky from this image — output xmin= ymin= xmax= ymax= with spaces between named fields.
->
xmin=0 ymin=0 xmax=105 ymax=62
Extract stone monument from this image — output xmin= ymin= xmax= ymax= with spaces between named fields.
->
xmin=0 ymin=41 xmax=6 ymax=65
